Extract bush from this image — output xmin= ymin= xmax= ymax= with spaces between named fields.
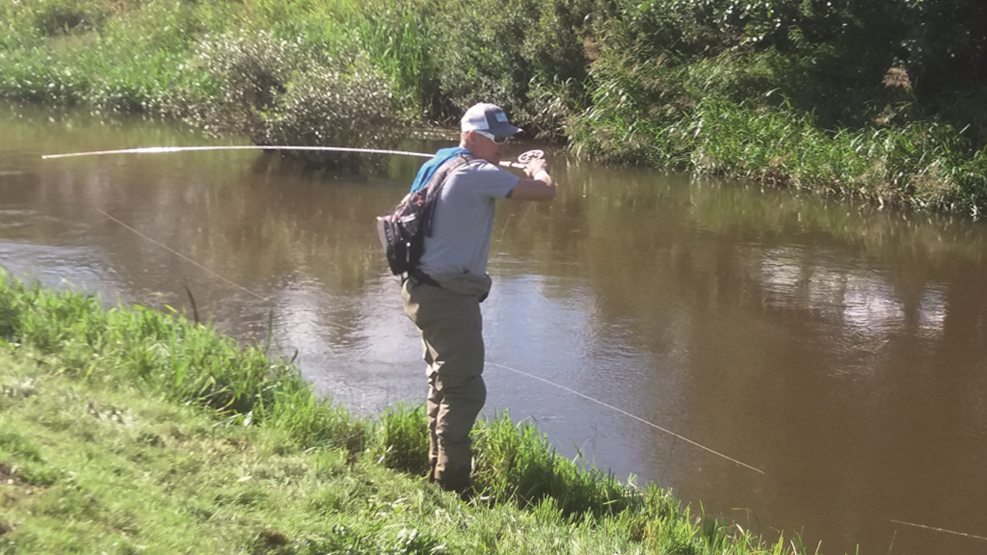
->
xmin=254 ymin=63 xmax=406 ymax=169
xmin=188 ymin=30 xmax=297 ymax=136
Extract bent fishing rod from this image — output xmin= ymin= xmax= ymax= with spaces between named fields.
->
xmin=41 ymin=144 xmax=545 ymax=169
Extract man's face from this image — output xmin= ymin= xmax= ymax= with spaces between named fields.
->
xmin=465 ymin=131 xmax=509 ymax=165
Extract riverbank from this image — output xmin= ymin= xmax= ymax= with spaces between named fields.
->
xmin=0 ymin=269 xmax=818 ymax=554
xmin=3 ymin=0 xmax=987 ymax=215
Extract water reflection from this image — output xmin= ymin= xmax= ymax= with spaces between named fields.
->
xmin=4 ymin=104 xmax=987 ymax=554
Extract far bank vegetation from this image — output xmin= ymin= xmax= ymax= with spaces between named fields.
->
xmin=2 ymin=0 xmax=987 ymax=214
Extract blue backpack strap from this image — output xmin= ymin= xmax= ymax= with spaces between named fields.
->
xmin=409 ymin=147 xmax=471 ymax=193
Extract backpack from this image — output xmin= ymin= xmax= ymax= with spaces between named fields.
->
xmin=376 ymin=153 xmax=475 ymax=276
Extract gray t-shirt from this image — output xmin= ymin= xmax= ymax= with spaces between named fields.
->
xmin=419 ymin=159 xmax=520 ymax=277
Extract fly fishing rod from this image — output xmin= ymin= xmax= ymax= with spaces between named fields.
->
xmin=41 ymin=144 xmax=544 ymax=169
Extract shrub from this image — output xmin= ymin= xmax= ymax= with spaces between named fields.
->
xmin=187 ymin=30 xmax=297 ymax=136
xmin=254 ymin=62 xmax=406 ymax=169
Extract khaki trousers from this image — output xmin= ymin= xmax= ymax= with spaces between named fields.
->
xmin=402 ymin=277 xmax=486 ymax=493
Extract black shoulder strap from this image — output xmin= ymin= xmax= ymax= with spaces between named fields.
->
xmin=422 ymin=152 xmax=475 ymax=195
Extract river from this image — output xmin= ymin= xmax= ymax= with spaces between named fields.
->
xmin=2 ymin=103 xmax=985 ymax=555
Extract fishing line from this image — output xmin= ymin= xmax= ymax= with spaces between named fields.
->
xmin=485 ymin=361 xmax=766 ymax=475
xmin=889 ymin=519 xmax=987 ymax=542
xmin=66 ymin=186 xmax=269 ymax=303
xmin=493 ymin=203 xmax=535 ymax=254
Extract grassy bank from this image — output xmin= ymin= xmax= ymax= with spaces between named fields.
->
xmin=3 ymin=0 xmax=987 ymax=214
xmin=0 ymin=270 xmax=818 ymax=554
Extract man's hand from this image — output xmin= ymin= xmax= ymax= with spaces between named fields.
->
xmin=524 ymin=158 xmax=551 ymax=183
xmin=508 ymin=158 xmax=555 ymax=201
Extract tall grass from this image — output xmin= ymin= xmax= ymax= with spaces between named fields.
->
xmin=472 ymin=411 xmax=636 ymax=518
xmin=571 ymin=91 xmax=987 ymax=215
xmin=356 ymin=7 xmax=440 ymax=117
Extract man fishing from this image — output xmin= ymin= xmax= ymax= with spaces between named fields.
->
xmin=402 ymin=103 xmax=555 ymax=498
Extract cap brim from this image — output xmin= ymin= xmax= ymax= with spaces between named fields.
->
xmin=485 ymin=123 xmax=521 ymax=137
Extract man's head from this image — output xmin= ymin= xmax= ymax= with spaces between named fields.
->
xmin=460 ymin=103 xmax=521 ymax=164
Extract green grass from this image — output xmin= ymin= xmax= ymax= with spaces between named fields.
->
xmin=0 ymin=345 xmax=450 ymax=554
xmin=0 ymin=268 xmax=825 ymax=554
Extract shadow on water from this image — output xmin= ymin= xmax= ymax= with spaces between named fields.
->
xmin=3 ymin=102 xmax=987 ymax=555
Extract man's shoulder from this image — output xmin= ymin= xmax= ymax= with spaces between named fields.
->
xmin=459 ymin=157 xmax=495 ymax=170
xmin=455 ymin=159 xmax=513 ymax=178
xmin=449 ymin=161 xmax=518 ymax=192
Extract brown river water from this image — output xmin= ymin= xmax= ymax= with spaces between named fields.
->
xmin=2 ymin=103 xmax=986 ymax=554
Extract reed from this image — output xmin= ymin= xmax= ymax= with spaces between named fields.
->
xmin=352 ymin=1 xmax=439 ymax=116
xmin=572 ymin=91 xmax=987 ymax=215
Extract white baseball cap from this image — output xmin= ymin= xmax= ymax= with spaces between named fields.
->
xmin=460 ymin=103 xmax=521 ymax=137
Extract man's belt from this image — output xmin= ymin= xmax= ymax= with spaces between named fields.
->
xmin=409 ymin=269 xmax=441 ymax=288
